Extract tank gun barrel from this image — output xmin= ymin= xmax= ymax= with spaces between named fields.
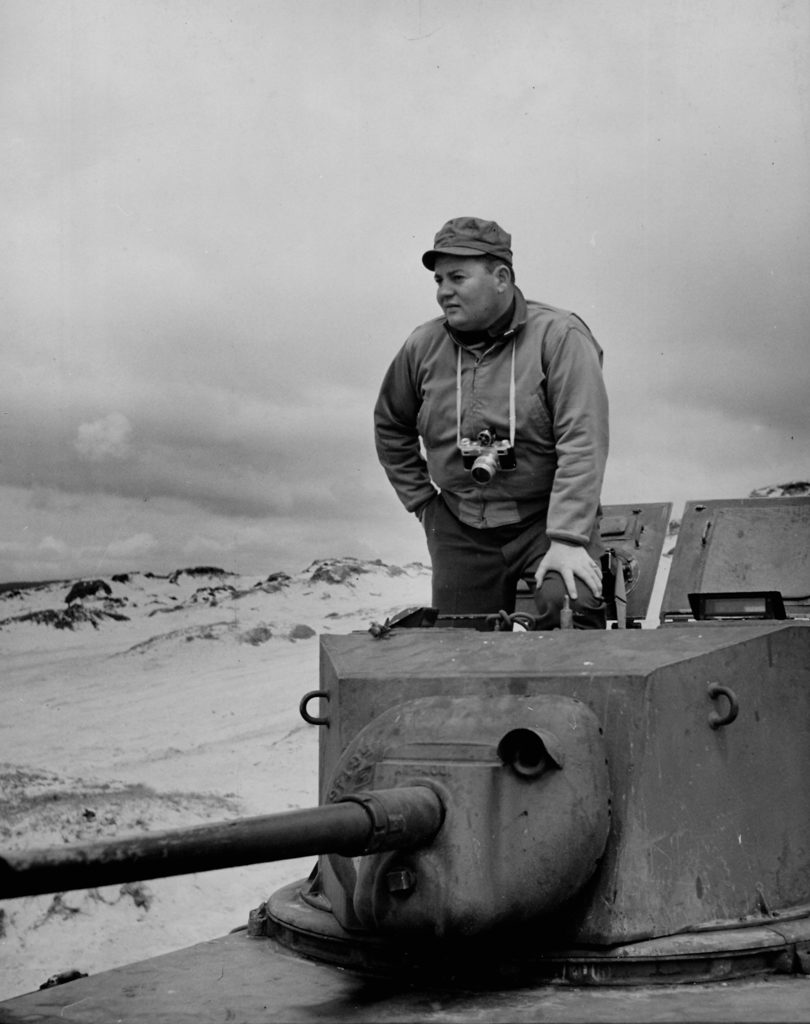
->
xmin=0 ymin=786 xmax=444 ymax=901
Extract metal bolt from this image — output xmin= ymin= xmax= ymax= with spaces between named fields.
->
xmin=795 ymin=946 xmax=810 ymax=975
xmin=247 ymin=903 xmax=269 ymax=937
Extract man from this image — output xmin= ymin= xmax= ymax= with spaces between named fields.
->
xmin=374 ymin=216 xmax=608 ymax=628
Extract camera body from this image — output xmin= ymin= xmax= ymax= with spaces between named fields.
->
xmin=459 ymin=428 xmax=517 ymax=484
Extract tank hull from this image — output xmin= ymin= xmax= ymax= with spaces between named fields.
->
xmin=2 ymin=927 xmax=810 ymax=1023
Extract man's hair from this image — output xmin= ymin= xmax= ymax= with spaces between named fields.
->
xmin=481 ymin=255 xmax=516 ymax=283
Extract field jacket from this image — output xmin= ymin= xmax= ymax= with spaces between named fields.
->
xmin=374 ymin=288 xmax=609 ymax=547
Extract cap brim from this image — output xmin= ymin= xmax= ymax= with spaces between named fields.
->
xmin=421 ymin=246 xmax=493 ymax=270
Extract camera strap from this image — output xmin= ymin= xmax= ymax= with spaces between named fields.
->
xmin=456 ymin=340 xmax=517 ymax=447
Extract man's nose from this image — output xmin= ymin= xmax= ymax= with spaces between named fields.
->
xmin=437 ymin=280 xmax=454 ymax=300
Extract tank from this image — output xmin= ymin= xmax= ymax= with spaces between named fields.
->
xmin=2 ymin=495 xmax=810 ymax=1023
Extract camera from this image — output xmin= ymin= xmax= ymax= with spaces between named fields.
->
xmin=459 ymin=428 xmax=517 ymax=484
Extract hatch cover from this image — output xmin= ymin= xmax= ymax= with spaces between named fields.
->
xmin=661 ymin=497 xmax=810 ymax=622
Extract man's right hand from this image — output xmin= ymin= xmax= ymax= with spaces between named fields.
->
xmin=415 ymin=492 xmax=439 ymax=522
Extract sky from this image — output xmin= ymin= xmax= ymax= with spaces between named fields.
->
xmin=2 ymin=0 xmax=809 ymax=582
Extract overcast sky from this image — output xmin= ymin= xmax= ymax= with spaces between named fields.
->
xmin=3 ymin=0 xmax=809 ymax=582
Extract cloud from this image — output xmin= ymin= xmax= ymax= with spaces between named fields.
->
xmin=75 ymin=413 xmax=133 ymax=462
xmin=105 ymin=532 xmax=158 ymax=558
xmin=0 ymin=368 xmax=383 ymax=523
xmin=0 ymin=0 xmax=807 ymax=583
xmin=38 ymin=536 xmax=69 ymax=556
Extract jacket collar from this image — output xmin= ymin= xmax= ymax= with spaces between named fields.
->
xmin=506 ymin=286 xmax=528 ymax=337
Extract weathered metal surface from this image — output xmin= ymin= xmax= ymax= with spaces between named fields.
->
xmin=316 ymin=623 xmax=810 ymax=946
xmin=318 ymin=694 xmax=610 ymax=936
xmin=265 ymin=878 xmax=810 ymax=984
xmin=0 ymin=787 xmax=443 ymax=900
xmin=3 ymin=929 xmax=810 ymax=1022
xmin=662 ymin=497 xmax=810 ymax=621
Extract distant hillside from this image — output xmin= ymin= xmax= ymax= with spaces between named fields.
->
xmin=0 ymin=578 xmax=70 ymax=595
xmin=0 ymin=559 xmax=432 ymax=636
xmin=1 ymin=482 xmax=808 ymax=591
xmin=749 ymin=481 xmax=810 ymax=498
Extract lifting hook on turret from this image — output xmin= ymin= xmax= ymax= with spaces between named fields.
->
xmin=707 ymin=682 xmax=739 ymax=729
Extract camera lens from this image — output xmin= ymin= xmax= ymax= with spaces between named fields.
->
xmin=471 ymin=453 xmax=499 ymax=484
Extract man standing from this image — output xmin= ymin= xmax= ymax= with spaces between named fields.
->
xmin=374 ymin=216 xmax=608 ymax=628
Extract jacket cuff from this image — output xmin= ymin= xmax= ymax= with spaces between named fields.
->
xmin=546 ymin=531 xmax=588 ymax=547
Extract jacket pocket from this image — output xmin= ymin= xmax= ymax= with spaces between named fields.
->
xmin=520 ymin=390 xmax=556 ymax=454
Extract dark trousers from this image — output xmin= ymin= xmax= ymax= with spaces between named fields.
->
xmin=422 ymin=494 xmax=606 ymax=629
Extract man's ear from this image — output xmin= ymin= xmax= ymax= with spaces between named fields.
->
xmin=494 ymin=264 xmax=512 ymax=291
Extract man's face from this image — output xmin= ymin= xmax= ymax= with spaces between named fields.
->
xmin=433 ymin=255 xmax=506 ymax=331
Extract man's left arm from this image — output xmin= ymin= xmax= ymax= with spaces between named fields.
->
xmin=535 ymin=320 xmax=609 ymax=599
